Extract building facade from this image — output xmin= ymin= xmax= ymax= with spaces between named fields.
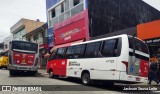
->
xmin=10 ymin=18 xmax=45 ymax=41
xmin=46 ymin=0 xmax=89 ymax=50
xmin=46 ymin=0 xmax=160 ymax=56
xmin=23 ymin=23 xmax=48 ymax=69
xmin=3 ymin=35 xmax=13 ymax=52
xmin=46 ymin=0 xmax=61 ymax=48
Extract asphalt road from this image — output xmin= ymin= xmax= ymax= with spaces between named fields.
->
xmin=0 ymin=69 xmax=158 ymax=94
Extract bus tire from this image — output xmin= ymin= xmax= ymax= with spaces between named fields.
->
xmin=31 ymin=71 xmax=37 ymax=75
xmin=9 ymin=70 xmax=15 ymax=76
xmin=103 ymin=81 xmax=114 ymax=86
xmin=81 ymin=72 xmax=91 ymax=85
xmin=49 ymin=69 xmax=54 ymax=78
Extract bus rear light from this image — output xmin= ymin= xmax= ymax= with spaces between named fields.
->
xmin=34 ymin=58 xmax=38 ymax=66
xmin=122 ymin=61 xmax=128 ymax=74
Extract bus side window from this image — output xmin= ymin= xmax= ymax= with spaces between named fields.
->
xmin=85 ymin=41 xmax=101 ymax=58
xmin=102 ymin=39 xmax=120 ymax=57
xmin=85 ymin=42 xmax=95 ymax=58
xmin=56 ymin=48 xmax=66 ymax=59
xmin=113 ymin=38 xmax=121 ymax=56
xmin=94 ymin=42 xmax=102 ymax=57
xmin=66 ymin=46 xmax=73 ymax=59
xmin=49 ymin=49 xmax=58 ymax=61
xmin=72 ymin=44 xmax=86 ymax=59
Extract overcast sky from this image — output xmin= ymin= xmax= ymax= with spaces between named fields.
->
xmin=0 ymin=0 xmax=46 ymax=42
xmin=0 ymin=0 xmax=160 ymax=42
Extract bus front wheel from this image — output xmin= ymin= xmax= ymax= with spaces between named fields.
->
xmin=49 ymin=70 xmax=54 ymax=78
xmin=81 ymin=73 xmax=91 ymax=85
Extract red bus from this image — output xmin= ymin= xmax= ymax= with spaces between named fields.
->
xmin=8 ymin=40 xmax=39 ymax=76
xmin=47 ymin=34 xmax=149 ymax=85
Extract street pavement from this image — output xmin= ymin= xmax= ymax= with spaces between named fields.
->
xmin=0 ymin=69 xmax=159 ymax=94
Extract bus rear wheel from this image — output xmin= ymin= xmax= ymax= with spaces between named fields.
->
xmin=81 ymin=73 xmax=91 ymax=85
xmin=9 ymin=70 xmax=15 ymax=76
xmin=49 ymin=70 xmax=54 ymax=78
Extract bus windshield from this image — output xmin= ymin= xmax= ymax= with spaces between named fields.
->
xmin=11 ymin=41 xmax=38 ymax=53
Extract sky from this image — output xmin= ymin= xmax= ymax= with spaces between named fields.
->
xmin=0 ymin=0 xmax=160 ymax=42
xmin=0 ymin=0 xmax=46 ymax=42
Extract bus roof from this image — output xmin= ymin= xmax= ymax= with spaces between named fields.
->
xmin=71 ymin=34 xmax=145 ymax=46
xmin=11 ymin=40 xmax=38 ymax=45
xmin=72 ymin=34 xmax=128 ymax=46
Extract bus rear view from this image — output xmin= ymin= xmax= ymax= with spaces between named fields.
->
xmin=8 ymin=40 xmax=39 ymax=76
xmin=119 ymin=36 xmax=150 ymax=83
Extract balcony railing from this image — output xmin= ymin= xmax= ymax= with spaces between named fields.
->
xmin=49 ymin=2 xmax=84 ymax=27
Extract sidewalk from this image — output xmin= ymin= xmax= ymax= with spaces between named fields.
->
xmin=38 ymin=69 xmax=48 ymax=75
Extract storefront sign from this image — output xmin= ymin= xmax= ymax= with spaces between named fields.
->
xmin=54 ymin=10 xmax=89 ymax=45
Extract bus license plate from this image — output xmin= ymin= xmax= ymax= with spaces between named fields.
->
xmin=21 ymin=62 xmax=26 ymax=64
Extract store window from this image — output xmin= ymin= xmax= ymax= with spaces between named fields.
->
xmin=34 ymin=34 xmax=39 ymax=41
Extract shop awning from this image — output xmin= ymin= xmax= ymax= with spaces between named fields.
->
xmin=50 ymin=39 xmax=84 ymax=52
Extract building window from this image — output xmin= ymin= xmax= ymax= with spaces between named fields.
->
xmin=34 ymin=34 xmax=39 ymax=41
xmin=28 ymin=38 xmax=31 ymax=42
xmin=51 ymin=9 xmax=56 ymax=18
xmin=48 ymin=0 xmax=84 ymax=27
xmin=55 ymin=4 xmax=61 ymax=16
xmin=73 ymin=0 xmax=82 ymax=6
xmin=5 ymin=44 xmax=7 ymax=49
xmin=42 ymin=32 xmax=45 ymax=38
xmin=64 ymin=0 xmax=69 ymax=11
xmin=61 ymin=3 xmax=64 ymax=13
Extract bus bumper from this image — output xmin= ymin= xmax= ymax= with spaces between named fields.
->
xmin=7 ymin=64 xmax=38 ymax=71
xmin=119 ymin=72 xmax=148 ymax=83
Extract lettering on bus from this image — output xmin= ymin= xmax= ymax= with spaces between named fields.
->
xmin=69 ymin=61 xmax=80 ymax=66
xmin=106 ymin=60 xmax=114 ymax=63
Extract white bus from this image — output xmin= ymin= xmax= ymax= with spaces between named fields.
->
xmin=47 ymin=34 xmax=149 ymax=85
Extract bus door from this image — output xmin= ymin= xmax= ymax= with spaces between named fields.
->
xmin=55 ymin=48 xmax=67 ymax=76
xmin=128 ymin=38 xmax=149 ymax=77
